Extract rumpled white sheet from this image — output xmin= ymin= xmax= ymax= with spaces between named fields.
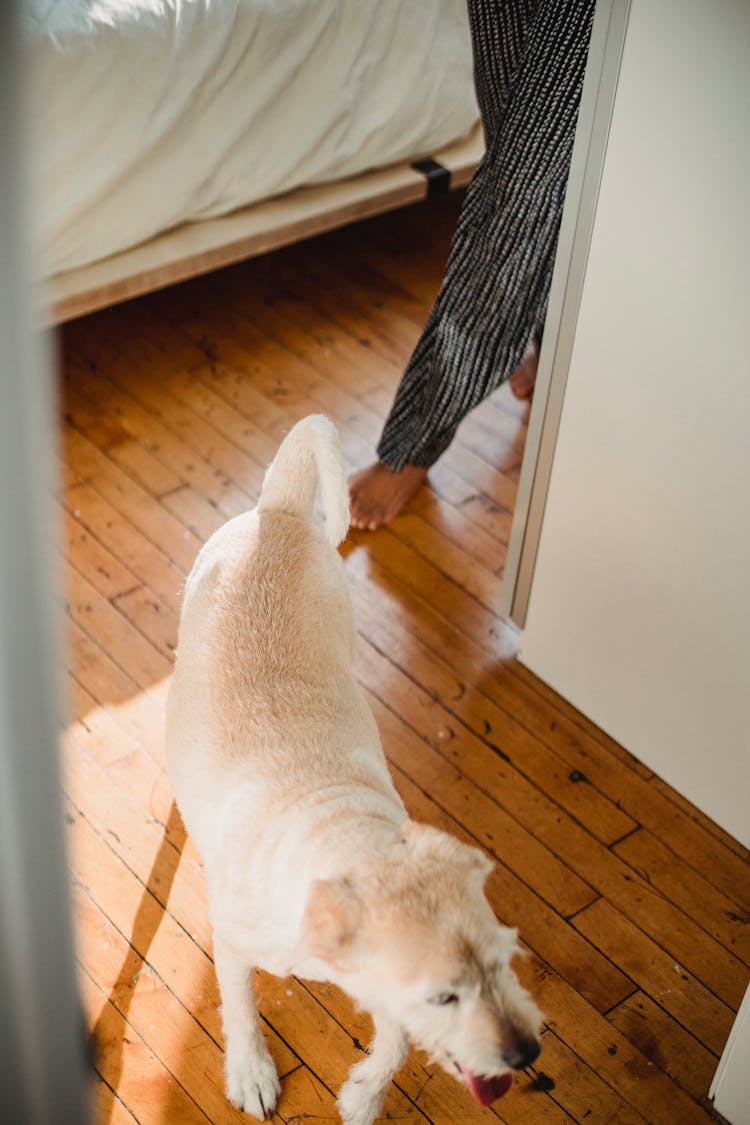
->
xmin=25 ymin=0 xmax=478 ymax=275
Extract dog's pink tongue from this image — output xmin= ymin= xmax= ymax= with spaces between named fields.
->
xmin=460 ymin=1068 xmax=513 ymax=1106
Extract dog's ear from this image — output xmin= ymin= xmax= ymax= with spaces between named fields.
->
xmin=403 ymin=821 xmax=493 ymax=883
xmin=462 ymin=843 xmax=494 ymax=884
xmin=302 ymin=878 xmax=362 ymax=963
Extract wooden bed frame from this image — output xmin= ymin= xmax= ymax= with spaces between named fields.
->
xmin=48 ymin=125 xmax=483 ymax=325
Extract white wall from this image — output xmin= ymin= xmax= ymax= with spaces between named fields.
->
xmin=519 ymin=0 xmax=750 ymax=848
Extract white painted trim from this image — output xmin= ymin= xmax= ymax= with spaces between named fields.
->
xmin=710 ymin=983 xmax=750 ymax=1125
xmin=499 ymin=0 xmax=631 ymax=626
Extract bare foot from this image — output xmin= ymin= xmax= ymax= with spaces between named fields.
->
xmin=348 ymin=461 xmax=428 ymax=530
xmin=509 ymin=343 xmax=538 ymax=400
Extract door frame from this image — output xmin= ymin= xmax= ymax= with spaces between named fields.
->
xmin=0 ymin=3 xmax=92 ymax=1121
xmin=499 ymin=0 xmax=631 ymax=627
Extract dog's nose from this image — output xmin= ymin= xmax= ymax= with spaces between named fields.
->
xmin=503 ymin=1036 xmax=541 ymax=1070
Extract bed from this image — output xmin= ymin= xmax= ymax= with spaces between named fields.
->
xmin=26 ymin=0 xmax=482 ymax=323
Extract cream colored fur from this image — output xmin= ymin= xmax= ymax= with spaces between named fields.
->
xmin=166 ymin=414 xmax=542 ymax=1123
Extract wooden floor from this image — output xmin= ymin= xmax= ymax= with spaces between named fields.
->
xmin=58 ymin=193 xmax=750 ymax=1125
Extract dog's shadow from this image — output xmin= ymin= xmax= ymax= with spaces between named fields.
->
xmin=91 ymin=801 xmax=186 ymax=1125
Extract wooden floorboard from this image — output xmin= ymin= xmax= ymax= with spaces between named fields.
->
xmin=57 ymin=193 xmax=749 ymax=1124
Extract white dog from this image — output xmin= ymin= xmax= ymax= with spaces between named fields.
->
xmin=166 ymin=415 xmax=542 ymax=1124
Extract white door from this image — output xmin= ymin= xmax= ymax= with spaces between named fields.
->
xmin=501 ymin=2 xmax=750 ymax=1113
xmin=502 ymin=0 xmax=750 ymax=849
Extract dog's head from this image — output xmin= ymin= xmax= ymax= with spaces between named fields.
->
xmin=302 ymin=822 xmax=543 ymax=1105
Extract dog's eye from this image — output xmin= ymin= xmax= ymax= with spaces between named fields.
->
xmin=428 ymin=992 xmax=459 ymax=1006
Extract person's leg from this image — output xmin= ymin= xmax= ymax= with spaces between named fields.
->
xmin=467 ymin=0 xmax=536 ymax=141
xmin=349 ymin=0 xmax=593 ymax=531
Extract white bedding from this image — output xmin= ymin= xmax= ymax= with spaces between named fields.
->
xmin=25 ymin=0 xmax=479 ymax=276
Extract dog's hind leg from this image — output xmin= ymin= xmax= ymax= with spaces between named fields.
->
xmin=337 ymin=1014 xmax=408 ymax=1125
xmin=213 ymin=939 xmax=281 ymax=1119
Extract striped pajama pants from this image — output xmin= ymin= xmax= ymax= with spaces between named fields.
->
xmin=377 ymin=0 xmax=595 ymax=471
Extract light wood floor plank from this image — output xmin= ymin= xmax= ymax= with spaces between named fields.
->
xmin=80 ymin=969 xmax=211 ymax=1125
xmin=572 ymin=899 xmax=734 ymax=1056
xmin=349 ymin=581 xmax=638 ymax=847
xmin=613 ymin=828 xmax=750 ymax=966
xmin=606 ymin=991 xmax=718 ymax=1110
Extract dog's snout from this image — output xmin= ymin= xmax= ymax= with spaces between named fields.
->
xmin=503 ymin=1035 xmax=541 ymax=1071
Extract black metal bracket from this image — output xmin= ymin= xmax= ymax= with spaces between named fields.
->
xmin=411 ymin=159 xmax=451 ymax=197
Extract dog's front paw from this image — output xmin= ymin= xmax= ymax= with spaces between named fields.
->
xmin=337 ymin=1058 xmax=389 ymax=1125
xmin=225 ymin=1042 xmax=281 ymax=1119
